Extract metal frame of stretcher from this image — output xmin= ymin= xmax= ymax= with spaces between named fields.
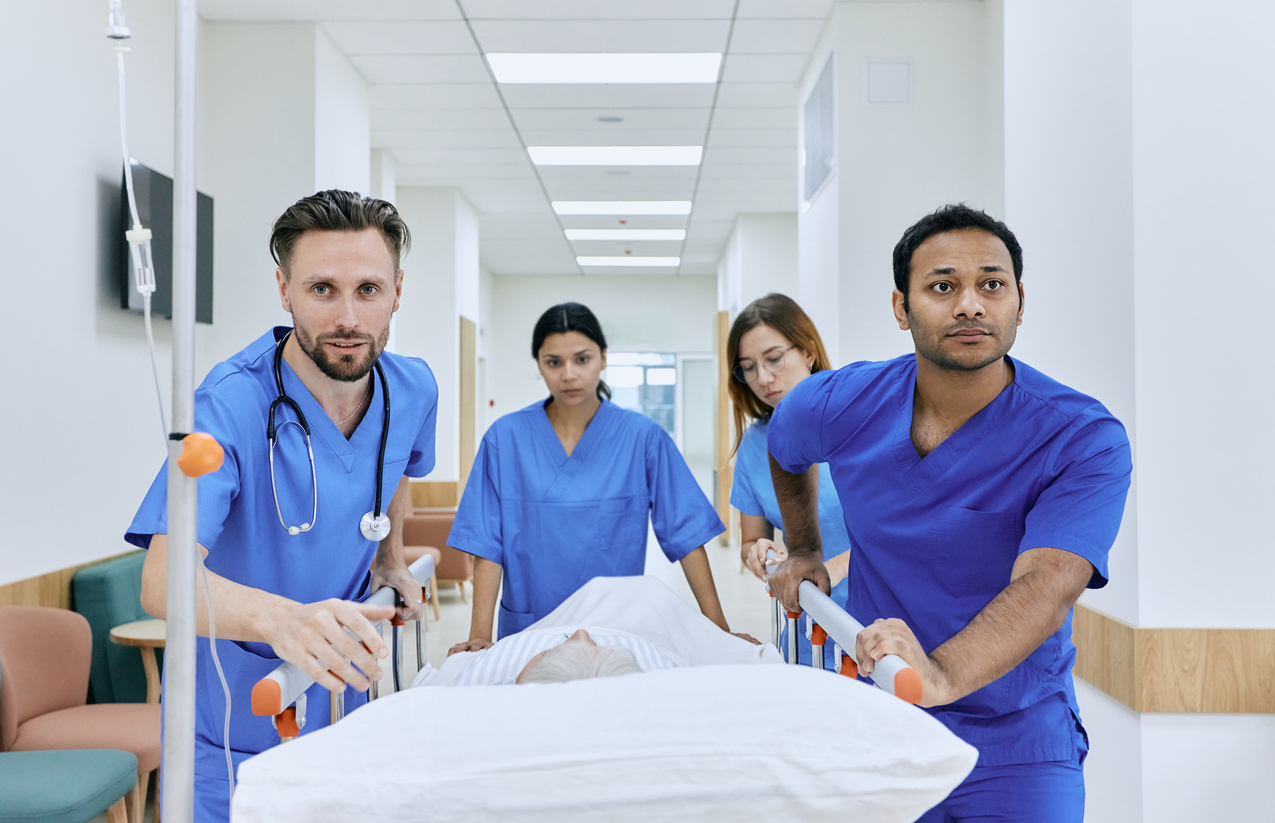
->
xmin=251 ymin=554 xmax=436 ymax=742
xmin=767 ymin=559 xmax=923 ymax=704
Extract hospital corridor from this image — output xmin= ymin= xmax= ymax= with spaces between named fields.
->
xmin=2 ymin=1 xmax=1274 ymax=822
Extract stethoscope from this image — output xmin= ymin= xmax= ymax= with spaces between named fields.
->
xmin=268 ymin=331 xmax=393 ymax=542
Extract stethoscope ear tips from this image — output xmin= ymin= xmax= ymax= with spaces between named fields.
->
xmin=288 ymin=526 xmax=301 ymax=536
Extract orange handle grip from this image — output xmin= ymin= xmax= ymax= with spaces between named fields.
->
xmin=840 ymin=653 xmax=859 ymax=679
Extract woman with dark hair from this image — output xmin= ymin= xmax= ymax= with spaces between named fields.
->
xmin=448 ymin=302 xmax=734 ymax=652
xmin=727 ymin=293 xmax=852 ymax=666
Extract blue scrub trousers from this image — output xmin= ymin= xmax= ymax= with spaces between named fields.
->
xmin=194 ymin=773 xmax=232 ymax=822
xmin=913 ymin=758 xmax=1085 ymax=823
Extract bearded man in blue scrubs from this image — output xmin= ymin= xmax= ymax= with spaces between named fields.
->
xmin=766 ymin=204 xmax=1132 ymax=822
xmin=126 ymin=190 xmax=438 ymax=821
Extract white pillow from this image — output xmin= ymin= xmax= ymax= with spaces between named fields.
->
xmin=233 ymin=665 xmax=976 ymax=823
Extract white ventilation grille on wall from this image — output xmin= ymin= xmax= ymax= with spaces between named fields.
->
xmin=803 ymin=55 xmax=835 ymax=206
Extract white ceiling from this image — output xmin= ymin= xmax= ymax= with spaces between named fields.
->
xmin=198 ymin=0 xmax=833 ymax=275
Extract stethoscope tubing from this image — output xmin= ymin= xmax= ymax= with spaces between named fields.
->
xmin=270 ymin=330 xmax=390 ymax=537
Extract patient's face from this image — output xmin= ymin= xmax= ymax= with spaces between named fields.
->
xmin=515 ymin=629 xmax=597 ymax=684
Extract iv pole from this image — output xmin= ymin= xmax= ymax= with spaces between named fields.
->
xmin=164 ymin=0 xmax=198 ymax=818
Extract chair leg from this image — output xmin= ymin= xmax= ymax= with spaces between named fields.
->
xmin=430 ymin=575 xmax=441 ymax=620
xmin=130 ymin=771 xmax=148 ymax=823
xmin=107 ymin=784 xmax=133 ymax=823
xmin=458 ymin=580 xmax=468 ymax=604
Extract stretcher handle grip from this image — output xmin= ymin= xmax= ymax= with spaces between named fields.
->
xmin=251 ymin=553 xmax=436 ymax=717
xmin=796 ymin=580 xmax=922 ymax=704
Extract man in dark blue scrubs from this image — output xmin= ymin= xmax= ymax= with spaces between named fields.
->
xmin=766 ymin=204 xmax=1132 ymax=822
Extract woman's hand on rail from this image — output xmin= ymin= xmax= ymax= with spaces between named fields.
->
xmin=743 ymin=538 xmax=786 ymax=581
xmin=368 ymin=558 xmax=424 ymax=622
xmin=766 ymin=553 xmax=830 ymax=613
xmin=825 ymin=549 xmax=851 ymax=587
xmin=731 ymin=632 xmax=762 ymax=645
xmin=448 ymin=637 xmax=494 ymax=657
xmin=264 ymin=599 xmax=394 ymax=694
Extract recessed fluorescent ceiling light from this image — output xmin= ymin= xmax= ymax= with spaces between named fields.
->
xmin=528 ymin=146 xmax=702 ymax=166
xmin=553 ymin=201 xmax=692 ymax=215
xmin=577 ymin=256 xmax=680 ymax=267
xmin=565 ymin=229 xmax=686 ymax=241
xmin=487 ymin=53 xmax=721 ymax=84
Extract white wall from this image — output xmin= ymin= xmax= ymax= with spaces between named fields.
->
xmin=488 ymin=275 xmax=717 ymax=421
xmin=370 ymin=149 xmax=397 ymax=204
xmin=0 ymin=0 xmax=178 ymax=582
xmin=797 ymin=2 xmax=992 ymax=368
xmin=392 ymin=187 xmax=480 ymax=482
xmin=314 ymin=28 xmax=370 ymax=195
xmin=718 ymin=214 xmax=798 ymax=317
xmin=1004 ymin=0 xmax=1275 ymax=819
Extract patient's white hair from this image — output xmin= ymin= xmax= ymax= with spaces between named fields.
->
xmin=519 ymin=642 xmax=642 ymax=685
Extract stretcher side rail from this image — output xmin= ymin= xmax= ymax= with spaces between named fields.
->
xmin=250 ymin=554 xmax=435 ymax=721
xmin=797 ymin=580 xmax=923 ymax=704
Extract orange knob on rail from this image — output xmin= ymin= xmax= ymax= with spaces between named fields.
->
xmin=251 ymin=678 xmax=282 ymax=717
xmin=177 ymin=432 xmax=224 ymax=477
xmin=893 ymin=667 xmax=924 ymax=705
xmin=274 ymin=706 xmax=301 ymax=739
xmin=810 ymin=624 xmax=828 ymax=646
xmin=785 ymin=610 xmax=801 ymax=620
xmin=840 ymin=653 xmax=859 ymax=679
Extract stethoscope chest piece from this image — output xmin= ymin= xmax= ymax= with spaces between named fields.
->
xmin=360 ymin=511 xmax=391 ymax=542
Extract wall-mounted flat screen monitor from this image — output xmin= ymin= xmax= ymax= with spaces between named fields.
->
xmin=118 ymin=160 xmax=214 ymax=324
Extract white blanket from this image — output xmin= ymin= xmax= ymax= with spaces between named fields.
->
xmin=234 ymin=576 xmax=977 ymax=823
xmin=415 ymin=575 xmax=782 ymax=687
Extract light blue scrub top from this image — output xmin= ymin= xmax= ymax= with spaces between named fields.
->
xmin=126 ymin=327 xmax=438 ymax=781
xmin=731 ymin=418 xmax=850 ymax=665
xmin=769 ymin=354 xmax=1131 ymax=767
xmin=448 ymin=399 xmax=725 ymax=639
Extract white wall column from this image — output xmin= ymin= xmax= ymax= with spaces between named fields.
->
xmin=393 ymin=187 xmax=480 ymax=483
xmin=797 ymin=1 xmax=995 ymax=366
xmin=717 ymin=213 xmax=798 ymax=319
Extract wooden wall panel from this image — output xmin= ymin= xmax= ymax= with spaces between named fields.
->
xmin=0 ymin=550 xmax=143 ymax=609
xmin=1074 ymin=603 xmax=1275 ymax=713
xmin=409 ymin=480 xmax=459 ymax=509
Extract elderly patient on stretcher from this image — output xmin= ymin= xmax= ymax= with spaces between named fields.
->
xmin=411 ymin=575 xmax=781 ymax=688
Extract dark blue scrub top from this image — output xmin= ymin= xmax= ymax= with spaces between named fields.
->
xmin=768 ymin=354 xmax=1131 ymax=767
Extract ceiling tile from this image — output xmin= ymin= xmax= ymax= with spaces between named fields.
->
xmin=567 ymin=240 xmax=685 ymax=256
xmin=502 ymin=84 xmax=716 ymax=109
xmin=352 ymin=55 xmax=491 ymax=84
xmin=372 ymin=108 xmax=512 ymax=130
xmin=714 ymin=82 xmax=799 ymax=108
xmin=322 ymin=21 xmax=476 ymax=54
xmin=468 ymin=19 xmax=731 ymax=53
xmin=395 ymin=163 xmax=536 ymax=182
xmin=721 ymin=54 xmax=812 ymax=84
xmin=199 ymin=0 xmax=461 ymax=20
xmin=536 ymin=166 xmax=699 ymax=185
xmin=373 ymin=129 xmax=523 ymax=150
xmin=736 ymin=0 xmax=833 ymax=19
xmin=479 ymin=214 xmax=564 ymax=239
xmin=460 ymin=0 xmax=736 ymax=20
xmin=728 ymin=19 xmax=826 ymax=54
xmin=702 ymin=146 xmax=797 ymax=165
xmin=509 ymin=108 xmax=711 ymax=131
xmin=370 ymin=84 xmax=503 ymax=108
xmin=579 ymin=265 xmax=680 ymax=276
xmin=394 ymin=148 xmax=529 ymax=165
xmin=558 ymin=215 xmax=689 ymax=230
xmin=709 ymin=107 xmax=794 ymax=129
xmin=706 ymin=128 xmax=796 ymax=148
xmin=517 ymin=129 xmax=708 ymax=147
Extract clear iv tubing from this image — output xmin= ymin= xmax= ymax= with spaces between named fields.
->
xmin=111 ymin=3 xmax=237 ymax=802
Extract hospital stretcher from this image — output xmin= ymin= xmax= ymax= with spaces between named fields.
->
xmin=766 ymin=550 xmax=923 ymax=704
xmin=250 ymin=553 xmax=435 ymax=740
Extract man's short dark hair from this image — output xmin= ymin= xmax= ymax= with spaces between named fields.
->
xmin=892 ymin=204 xmax=1023 ymax=311
xmin=270 ymin=189 xmax=411 ymax=278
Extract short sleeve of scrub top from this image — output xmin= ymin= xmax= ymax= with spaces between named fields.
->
xmin=447 ymin=432 xmax=504 ymax=564
xmin=765 ymin=370 xmax=838 ymax=474
xmin=645 ymin=426 xmax=725 ymax=562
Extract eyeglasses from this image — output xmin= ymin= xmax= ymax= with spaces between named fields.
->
xmin=733 ymin=345 xmax=798 ymax=384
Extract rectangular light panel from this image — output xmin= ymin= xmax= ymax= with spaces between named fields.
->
xmin=553 ymin=201 xmax=693 ymax=215
xmin=487 ymin=53 xmax=721 ymax=85
xmin=528 ymin=146 xmax=702 ymax=166
xmin=577 ymin=256 xmax=681 ymax=267
xmin=565 ymin=229 xmax=686 ymax=241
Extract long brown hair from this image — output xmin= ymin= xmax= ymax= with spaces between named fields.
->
xmin=726 ymin=293 xmax=833 ymax=459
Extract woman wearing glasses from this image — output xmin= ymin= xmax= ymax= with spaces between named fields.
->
xmin=728 ymin=293 xmax=851 ymax=667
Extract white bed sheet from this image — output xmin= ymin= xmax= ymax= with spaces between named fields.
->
xmin=234 ymin=663 xmax=977 ymax=823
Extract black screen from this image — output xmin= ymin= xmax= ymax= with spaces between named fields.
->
xmin=119 ymin=160 xmax=214 ymax=324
